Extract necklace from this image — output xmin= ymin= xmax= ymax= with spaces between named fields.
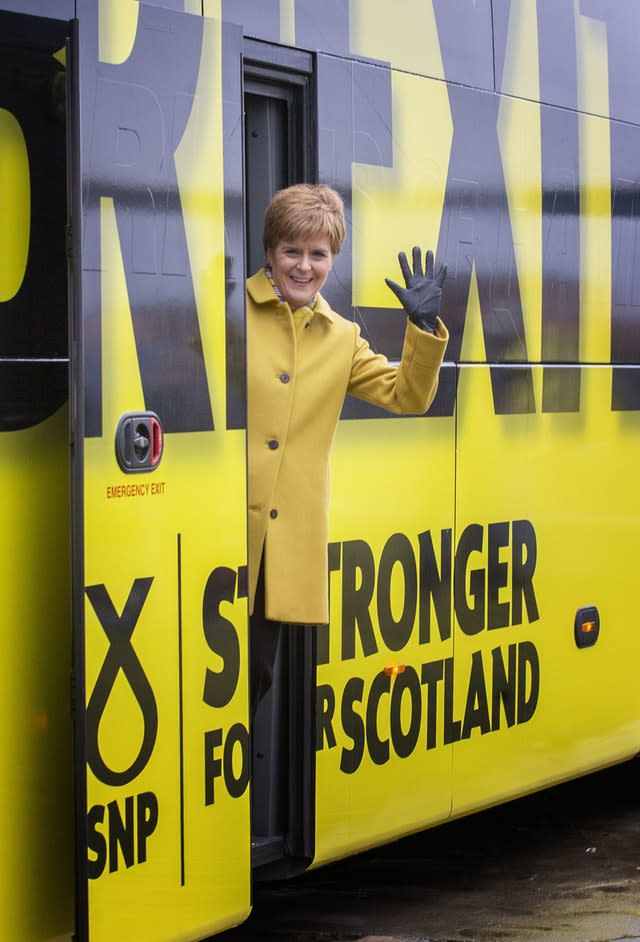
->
xmin=265 ymin=267 xmax=318 ymax=310
xmin=265 ymin=266 xmax=286 ymax=302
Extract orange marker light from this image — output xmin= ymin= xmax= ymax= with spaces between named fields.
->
xmin=574 ymin=606 xmax=600 ymax=648
xmin=32 ymin=711 xmax=49 ymax=731
xmin=383 ymin=664 xmax=406 ymax=678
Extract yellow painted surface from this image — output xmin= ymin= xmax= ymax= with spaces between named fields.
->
xmin=82 ymin=10 xmax=250 ymax=942
xmin=0 ymin=108 xmax=30 ymax=303
xmin=0 ymin=41 xmax=72 ymax=942
xmin=452 ymin=364 xmax=640 ymax=814
xmin=2 ymin=0 xmax=640 ymax=930
xmin=350 ymin=0 xmax=445 ymax=82
xmin=579 ymin=111 xmax=612 ymax=364
xmin=498 ymin=0 xmax=540 ymax=100
xmin=314 ymin=41 xmax=640 ymax=864
xmin=497 ymin=0 xmax=613 ymax=121
xmin=352 ymin=70 xmax=452 ymax=309
xmin=99 ymin=0 xmax=139 ymax=64
xmin=315 ymin=69 xmax=456 ymax=861
xmin=577 ymin=2 xmax=610 ymax=119
xmin=498 ymin=94 xmax=542 ymax=361
xmin=0 ymin=408 xmax=74 ymax=942
xmin=280 ymin=0 xmax=295 ymax=45
xmin=315 ymin=411 xmax=455 ymax=865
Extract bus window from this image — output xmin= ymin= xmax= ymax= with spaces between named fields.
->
xmin=243 ymin=41 xmax=314 ymax=276
xmin=244 ymin=91 xmax=288 ymax=276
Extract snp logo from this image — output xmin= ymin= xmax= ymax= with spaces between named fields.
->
xmin=84 ymin=578 xmax=159 ymax=879
xmin=82 ymin=565 xmax=250 ymax=879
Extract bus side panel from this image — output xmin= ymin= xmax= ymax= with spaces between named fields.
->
xmin=314 ymin=57 xmax=459 ymax=869
xmin=0 ymin=404 xmax=73 ymax=942
xmin=449 ymin=58 xmax=640 ymax=814
xmin=225 ymin=0 xmax=495 ymax=94
xmin=452 ymin=363 xmax=640 ymax=815
xmin=494 ymin=0 xmax=640 ymax=125
xmin=315 ymin=0 xmax=640 ymax=864
xmin=72 ymin=4 xmax=250 ymax=940
xmin=315 ymin=389 xmax=456 ymax=867
xmin=0 ymin=0 xmax=72 ymax=18
xmin=0 ymin=13 xmax=73 ymax=941
xmin=350 ymin=0 xmax=494 ymax=91
xmin=0 ymin=11 xmax=68 ymax=365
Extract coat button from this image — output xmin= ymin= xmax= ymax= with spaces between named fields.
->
xmin=269 ymin=508 xmax=278 ymax=519
xmin=280 ymin=373 xmax=290 ymax=383
xmin=268 ymin=439 xmax=279 ymax=450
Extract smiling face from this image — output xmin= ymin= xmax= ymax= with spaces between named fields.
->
xmin=267 ymin=237 xmax=333 ymax=309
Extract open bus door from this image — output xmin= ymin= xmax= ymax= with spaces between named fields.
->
xmin=68 ymin=4 xmax=250 ymax=940
xmin=242 ymin=41 xmax=318 ymax=878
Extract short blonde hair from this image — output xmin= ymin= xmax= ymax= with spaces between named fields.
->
xmin=263 ymin=184 xmax=346 ymax=257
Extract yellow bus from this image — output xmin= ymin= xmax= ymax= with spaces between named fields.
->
xmin=1 ymin=1 xmax=639 ymax=940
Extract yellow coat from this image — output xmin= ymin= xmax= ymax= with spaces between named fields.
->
xmin=247 ymin=268 xmax=448 ymax=624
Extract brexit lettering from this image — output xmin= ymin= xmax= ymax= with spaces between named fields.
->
xmin=317 ymin=521 xmax=541 ymax=772
xmin=79 ymin=4 xmax=246 ymax=437
xmin=80 ymin=6 xmax=212 ymax=438
xmin=316 ymin=0 xmax=640 ymax=420
xmin=0 ymin=37 xmax=68 ymax=431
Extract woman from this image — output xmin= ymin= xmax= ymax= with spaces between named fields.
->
xmin=247 ymin=183 xmax=448 ymax=710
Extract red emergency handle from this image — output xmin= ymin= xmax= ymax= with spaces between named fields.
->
xmin=150 ymin=416 xmax=163 ymax=467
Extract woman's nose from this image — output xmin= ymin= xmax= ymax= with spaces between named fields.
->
xmin=297 ymin=253 xmax=312 ymax=271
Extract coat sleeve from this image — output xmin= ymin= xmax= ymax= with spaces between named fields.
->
xmin=346 ymin=317 xmax=449 ymax=414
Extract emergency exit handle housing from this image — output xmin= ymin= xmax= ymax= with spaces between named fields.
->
xmin=115 ymin=412 xmax=164 ymax=472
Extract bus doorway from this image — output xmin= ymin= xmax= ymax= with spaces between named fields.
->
xmin=243 ymin=41 xmax=318 ymax=878
xmin=0 ymin=9 xmax=73 ymax=942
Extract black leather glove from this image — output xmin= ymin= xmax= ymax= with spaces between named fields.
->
xmin=385 ymin=247 xmax=447 ymax=333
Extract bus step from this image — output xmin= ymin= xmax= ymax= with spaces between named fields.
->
xmin=251 ymin=834 xmax=284 ymax=869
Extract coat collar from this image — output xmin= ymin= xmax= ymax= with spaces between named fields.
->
xmin=247 ymin=268 xmax=335 ymax=323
